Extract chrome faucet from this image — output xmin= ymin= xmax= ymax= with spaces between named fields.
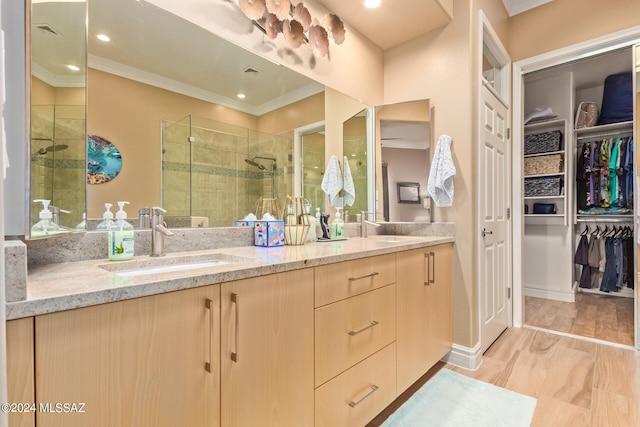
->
xmin=48 ymin=205 xmax=70 ymax=226
xmin=360 ymin=211 xmax=381 ymax=238
xmin=150 ymin=207 xmax=174 ymax=257
xmin=137 ymin=207 xmax=150 ymax=229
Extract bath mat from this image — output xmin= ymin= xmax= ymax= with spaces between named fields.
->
xmin=382 ymin=369 xmax=537 ymax=427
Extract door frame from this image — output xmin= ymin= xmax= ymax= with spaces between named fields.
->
xmin=511 ymin=26 xmax=640 ymax=350
xmin=293 ymin=120 xmax=325 ymax=197
xmin=477 ymin=11 xmax=512 ymax=353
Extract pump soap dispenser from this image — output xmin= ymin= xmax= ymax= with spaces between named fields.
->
xmin=110 ymin=201 xmax=135 ymax=261
xmin=97 ymin=203 xmax=115 ymax=230
xmin=31 ymin=200 xmax=63 ymax=237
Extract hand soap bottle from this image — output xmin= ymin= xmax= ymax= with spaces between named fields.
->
xmin=331 ymin=207 xmax=344 ymax=239
xmin=109 ymin=201 xmax=135 ymax=261
xmin=96 ymin=203 xmax=115 ymax=230
xmin=31 ymin=199 xmax=63 ymax=237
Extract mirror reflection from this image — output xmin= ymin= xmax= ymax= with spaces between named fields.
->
xmin=85 ymin=0 xmax=324 ymax=227
xmin=30 ymin=0 xmax=87 ymax=234
xmin=376 ymin=100 xmax=432 ymax=222
xmin=343 ymin=110 xmax=368 ymax=221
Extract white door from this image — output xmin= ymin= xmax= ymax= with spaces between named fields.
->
xmin=480 ymin=84 xmax=511 ymax=352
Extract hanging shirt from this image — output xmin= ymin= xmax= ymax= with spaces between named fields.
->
xmin=608 ymin=138 xmax=619 ymax=206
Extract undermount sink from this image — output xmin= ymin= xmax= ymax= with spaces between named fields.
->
xmin=99 ymin=253 xmax=250 ymax=277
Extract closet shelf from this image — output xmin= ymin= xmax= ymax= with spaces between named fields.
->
xmin=524 ymin=118 xmax=566 ymax=131
xmin=524 ymin=195 xmax=564 ymax=200
xmin=575 ymin=121 xmax=634 ymax=140
xmin=524 ymin=172 xmax=564 ymax=178
xmin=523 ymin=150 xmax=564 ymax=158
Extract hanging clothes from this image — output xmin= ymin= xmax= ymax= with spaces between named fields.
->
xmin=574 ymin=234 xmax=591 ymax=288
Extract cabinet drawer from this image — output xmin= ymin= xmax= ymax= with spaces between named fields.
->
xmin=315 ymin=343 xmax=396 ymax=427
xmin=315 ymin=284 xmax=396 ymax=387
xmin=315 ymin=253 xmax=396 ymax=307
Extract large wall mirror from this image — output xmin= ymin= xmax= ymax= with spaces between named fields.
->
xmin=374 ymin=99 xmax=432 ymax=223
xmin=30 ymin=0 xmax=87 ymax=235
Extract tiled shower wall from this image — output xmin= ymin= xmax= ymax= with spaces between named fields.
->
xmin=162 ymin=116 xmax=293 ymax=227
xmin=30 ymin=105 xmax=86 ymax=229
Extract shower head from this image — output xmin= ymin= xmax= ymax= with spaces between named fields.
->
xmin=31 ymin=144 xmax=69 ymax=159
xmin=245 ymin=158 xmax=266 ymax=170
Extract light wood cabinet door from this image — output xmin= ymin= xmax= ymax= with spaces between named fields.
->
xmin=396 ymin=244 xmax=452 ymax=391
xmin=35 ymin=286 xmax=220 ymax=427
xmin=221 ymin=268 xmax=314 ymax=427
xmin=6 ymin=317 xmax=35 ymax=427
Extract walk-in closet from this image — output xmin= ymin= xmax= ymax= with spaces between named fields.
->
xmin=522 ymin=46 xmax=638 ymax=347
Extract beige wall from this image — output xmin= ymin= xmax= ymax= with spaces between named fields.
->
xmin=383 ymin=0 xmax=508 ymax=349
xmin=258 ymin=92 xmax=325 ymax=136
xmin=508 ymin=0 xmax=640 ymax=62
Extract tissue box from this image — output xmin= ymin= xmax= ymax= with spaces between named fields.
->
xmin=235 ymin=220 xmax=256 ymax=227
xmin=254 ymin=220 xmax=285 ymax=247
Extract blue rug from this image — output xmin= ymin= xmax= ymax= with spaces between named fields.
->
xmin=382 ymin=369 xmax=537 ymax=427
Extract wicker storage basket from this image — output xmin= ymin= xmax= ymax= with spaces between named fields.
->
xmin=524 ymin=176 xmax=562 ymax=197
xmin=524 ymin=131 xmax=562 ymax=155
xmin=524 ymin=154 xmax=563 ymax=176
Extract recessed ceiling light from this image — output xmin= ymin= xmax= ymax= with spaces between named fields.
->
xmin=97 ymin=34 xmax=110 ymax=42
xmin=67 ymin=65 xmax=80 ymax=71
xmin=237 ymin=93 xmax=246 ymax=99
xmin=364 ymin=0 xmax=381 ymax=8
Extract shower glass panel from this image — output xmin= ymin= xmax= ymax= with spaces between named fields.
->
xmin=30 ymin=104 xmax=86 ymax=229
xmin=301 ymin=131 xmax=325 ymax=214
xmin=162 ymin=115 xmax=291 ymax=227
xmin=343 ymin=112 xmax=368 ymax=221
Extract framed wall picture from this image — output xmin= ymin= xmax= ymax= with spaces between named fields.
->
xmin=397 ymin=182 xmax=421 ymax=204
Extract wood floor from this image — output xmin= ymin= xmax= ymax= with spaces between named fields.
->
xmin=369 ymin=327 xmax=640 ymax=427
xmin=525 ymin=294 xmax=635 ymax=346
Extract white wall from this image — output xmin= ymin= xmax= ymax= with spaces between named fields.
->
xmin=382 ymin=147 xmax=430 ymax=222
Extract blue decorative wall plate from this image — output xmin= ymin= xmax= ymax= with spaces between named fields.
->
xmin=87 ymin=135 xmax=122 ymax=185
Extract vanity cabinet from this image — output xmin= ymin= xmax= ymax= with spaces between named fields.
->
xmin=314 ymin=256 xmax=398 ymax=427
xmin=396 ymin=243 xmax=453 ymax=391
xmin=35 ymin=285 xmax=220 ymax=427
xmin=220 ymin=268 xmax=314 ymax=427
xmin=6 ymin=317 xmax=35 ymax=427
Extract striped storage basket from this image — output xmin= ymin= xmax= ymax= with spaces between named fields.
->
xmin=524 ymin=176 xmax=562 ymax=197
xmin=524 ymin=131 xmax=562 ymax=155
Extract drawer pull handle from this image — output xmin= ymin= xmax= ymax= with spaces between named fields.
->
xmin=349 ymin=385 xmax=380 ymax=407
xmin=429 ymin=251 xmax=436 ymax=284
xmin=348 ymin=272 xmax=379 ymax=282
xmin=231 ymin=293 xmax=239 ymax=363
xmin=348 ymin=320 xmax=379 ymax=336
xmin=424 ymin=253 xmax=430 ymax=286
xmin=205 ymin=298 xmax=214 ymax=373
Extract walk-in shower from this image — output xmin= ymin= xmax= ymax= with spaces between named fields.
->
xmin=245 ymin=156 xmax=278 ymax=198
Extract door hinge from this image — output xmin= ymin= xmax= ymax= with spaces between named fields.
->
xmin=507 ymin=207 xmax=511 ymax=219
xmin=506 ymin=128 xmax=511 ymax=139
xmin=188 ymin=136 xmax=195 ymax=143
xmin=507 ymin=287 xmax=511 ymax=299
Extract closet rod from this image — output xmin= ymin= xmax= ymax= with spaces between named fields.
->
xmin=576 ymin=216 xmax=634 ymax=223
xmin=576 ymin=130 xmax=634 ymax=140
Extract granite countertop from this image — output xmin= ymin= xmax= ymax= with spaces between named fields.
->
xmin=7 ymin=235 xmax=453 ymax=320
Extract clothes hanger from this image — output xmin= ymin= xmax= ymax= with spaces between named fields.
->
xmin=581 ymin=224 xmax=589 ymax=236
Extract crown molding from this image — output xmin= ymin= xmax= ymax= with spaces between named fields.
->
xmin=88 ymin=55 xmax=323 ymax=116
xmin=31 ymin=62 xmax=86 ymax=88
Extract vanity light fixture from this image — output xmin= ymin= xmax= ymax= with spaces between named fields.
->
xmin=96 ymin=34 xmax=110 ymax=42
xmin=67 ymin=64 xmax=80 ymax=71
xmin=364 ymin=0 xmax=381 ymax=8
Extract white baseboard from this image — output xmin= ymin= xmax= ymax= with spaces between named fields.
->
xmin=441 ymin=342 xmax=483 ymax=370
xmin=524 ymin=285 xmax=575 ymax=302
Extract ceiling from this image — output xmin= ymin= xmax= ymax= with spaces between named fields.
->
xmin=315 ymin=0 xmax=552 ymax=51
xmin=31 ymin=0 xmax=553 ymax=115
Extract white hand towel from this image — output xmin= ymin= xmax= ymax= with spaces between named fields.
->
xmin=321 ymin=155 xmax=343 ymax=207
xmin=427 ymin=134 xmax=456 ymax=207
xmin=342 ymin=156 xmax=355 ymax=207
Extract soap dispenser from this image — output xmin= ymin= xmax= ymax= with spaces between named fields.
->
xmin=331 ymin=207 xmax=344 ymax=239
xmin=75 ymin=212 xmax=86 ymax=230
xmin=96 ymin=203 xmax=115 ymax=230
xmin=110 ymin=201 xmax=135 ymax=261
xmin=31 ymin=199 xmax=63 ymax=237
